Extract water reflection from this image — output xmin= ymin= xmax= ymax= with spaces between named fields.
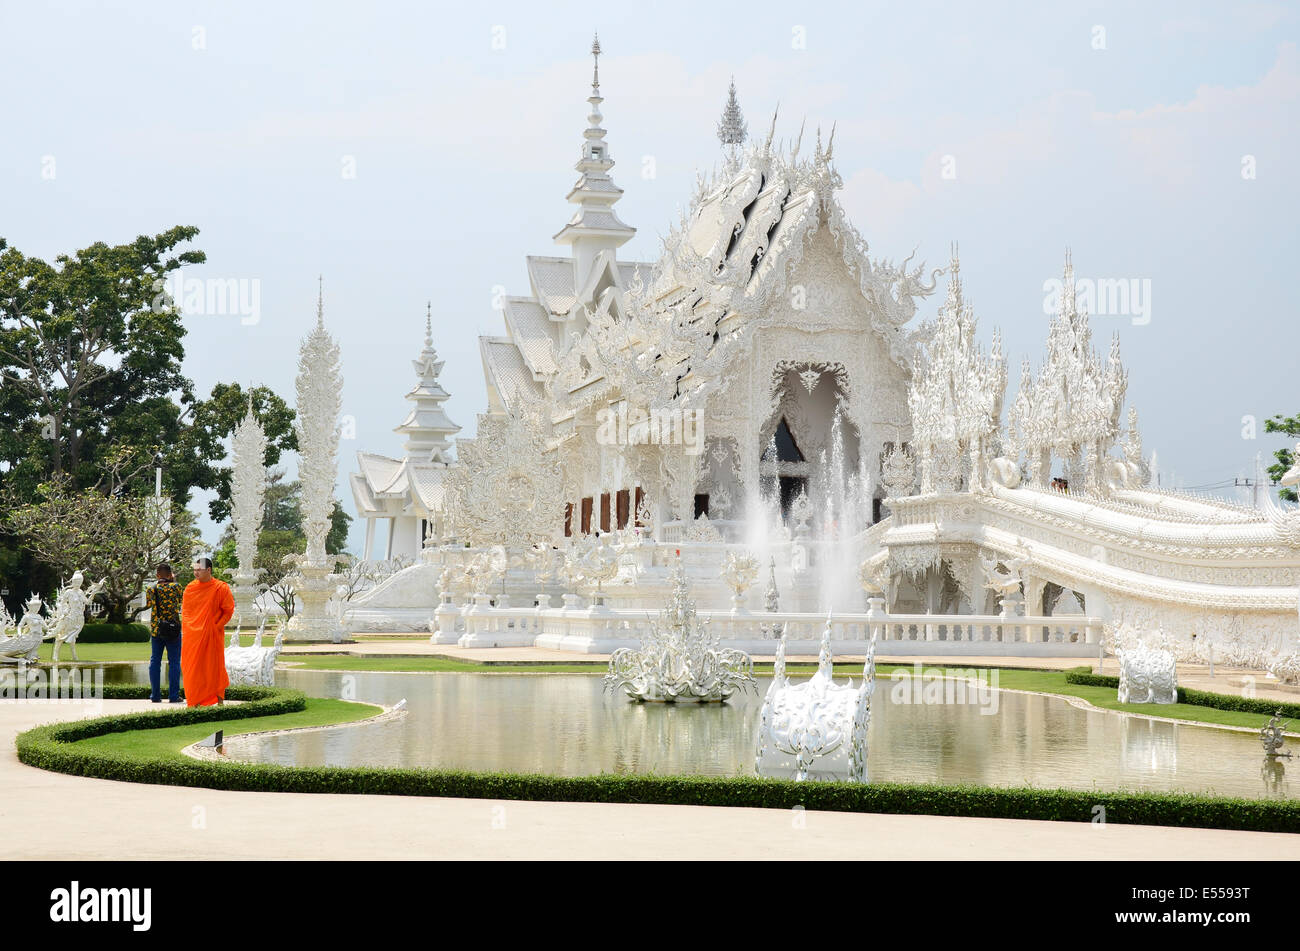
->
xmin=210 ymin=669 xmax=1293 ymax=800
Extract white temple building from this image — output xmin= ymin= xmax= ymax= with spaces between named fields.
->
xmin=350 ymin=307 xmax=460 ymax=560
xmin=345 ymin=38 xmax=1300 ymax=671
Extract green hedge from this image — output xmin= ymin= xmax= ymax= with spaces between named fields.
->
xmin=1065 ymin=667 xmax=1300 ymax=719
xmin=76 ymin=623 xmax=152 ymax=643
xmin=16 ymin=686 xmax=1300 ymax=833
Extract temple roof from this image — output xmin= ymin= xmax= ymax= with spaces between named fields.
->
xmin=350 ymin=450 xmax=453 ymax=517
xmin=526 ymin=256 xmax=580 ymax=317
xmin=480 ymin=336 xmax=544 ymax=413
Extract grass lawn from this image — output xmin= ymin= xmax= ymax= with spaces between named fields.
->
xmin=71 ymin=697 xmax=384 ymax=764
xmin=874 ymin=665 xmax=1292 ymax=734
xmin=34 ymin=634 xmax=306 ymax=664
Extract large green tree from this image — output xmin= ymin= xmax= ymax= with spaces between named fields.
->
xmin=1266 ymin=413 xmax=1299 ymax=503
xmin=0 ymin=228 xmax=204 ymax=500
xmin=3 ymin=477 xmax=200 ymax=622
xmin=0 ymin=229 xmax=302 ymax=609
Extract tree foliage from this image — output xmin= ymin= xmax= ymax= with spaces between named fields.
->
xmin=1265 ymin=413 xmax=1298 ymax=503
xmin=3 ymin=477 xmax=199 ymax=623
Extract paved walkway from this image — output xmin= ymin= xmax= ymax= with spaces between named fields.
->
xmin=2 ymin=701 xmax=1297 ymax=860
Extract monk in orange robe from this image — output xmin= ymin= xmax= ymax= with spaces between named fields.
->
xmin=180 ymin=557 xmax=235 ymax=707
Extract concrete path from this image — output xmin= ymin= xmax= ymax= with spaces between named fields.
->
xmin=2 ymin=701 xmax=1297 ymax=860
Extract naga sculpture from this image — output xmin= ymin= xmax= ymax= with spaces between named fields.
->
xmin=604 ymin=558 xmax=754 ymax=702
xmin=0 ymin=595 xmax=47 ymax=668
xmin=225 ymin=616 xmax=284 ymax=687
xmin=755 ymin=620 xmax=877 ymax=782
xmin=1116 ymin=638 xmax=1178 ymax=704
xmin=1260 ymin=711 xmax=1290 ymax=758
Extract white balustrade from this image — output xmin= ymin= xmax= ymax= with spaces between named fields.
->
xmin=442 ymin=596 xmax=1103 ymax=654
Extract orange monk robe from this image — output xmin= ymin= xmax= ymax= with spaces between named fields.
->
xmin=180 ymin=578 xmax=235 ymax=707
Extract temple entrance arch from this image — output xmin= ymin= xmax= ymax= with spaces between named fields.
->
xmin=758 ymin=362 xmax=865 ymax=531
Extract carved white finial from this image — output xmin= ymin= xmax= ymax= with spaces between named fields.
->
xmin=717 ymin=76 xmax=747 ymax=148
xmin=425 ymin=301 xmax=433 ymax=348
xmin=316 ymin=275 xmax=324 ymax=327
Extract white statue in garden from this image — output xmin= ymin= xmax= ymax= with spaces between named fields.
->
xmin=0 ymin=595 xmax=47 ymax=668
xmin=48 ymin=571 xmax=107 ymax=663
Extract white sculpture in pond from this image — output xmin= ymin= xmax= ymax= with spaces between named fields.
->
xmin=48 ymin=571 xmax=107 ymax=663
xmin=225 ymin=617 xmax=284 ymax=687
xmin=1117 ymin=639 xmax=1178 ymax=704
xmin=604 ymin=558 xmax=754 ymax=702
xmin=755 ymin=621 xmax=877 ymax=782
xmin=0 ymin=595 xmax=47 ymax=668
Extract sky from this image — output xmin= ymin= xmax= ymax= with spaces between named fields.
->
xmin=2 ymin=0 xmax=1296 ymax=552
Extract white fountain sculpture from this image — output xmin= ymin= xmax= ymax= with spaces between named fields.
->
xmin=980 ymin=552 xmax=1027 ymax=616
xmin=286 ymin=286 xmax=345 ymax=642
xmin=1116 ymin=638 xmax=1178 ymax=704
xmin=567 ymin=534 xmax=619 ymax=608
xmin=0 ymin=595 xmax=46 ymax=668
xmin=755 ymin=620 xmax=877 ymax=782
xmin=604 ymin=558 xmax=755 ymax=702
xmin=48 ymin=571 xmax=107 ymax=662
xmin=720 ymin=549 xmax=760 ymax=614
xmin=225 ymin=616 xmax=284 ymax=687
xmin=229 ymin=399 xmax=268 ymax=623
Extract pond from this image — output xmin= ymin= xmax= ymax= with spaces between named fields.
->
xmin=169 ymin=667 xmax=1298 ymax=800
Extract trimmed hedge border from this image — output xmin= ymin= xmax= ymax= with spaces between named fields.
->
xmin=14 ymin=685 xmax=1300 ymax=833
xmin=1065 ymin=667 xmax=1300 ymax=720
xmin=76 ymin=623 xmax=152 ymax=644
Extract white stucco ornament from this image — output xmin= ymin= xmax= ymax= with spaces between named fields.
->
xmin=755 ymin=621 xmax=876 ymax=782
xmin=1116 ymin=638 xmax=1178 ymax=704
xmin=720 ymin=550 xmax=760 ymax=612
xmin=229 ymin=399 xmax=268 ymax=621
xmin=0 ymin=595 xmax=46 ymax=667
xmin=225 ymin=617 xmax=284 ymax=687
xmin=48 ymin=571 xmax=106 ymax=662
xmin=287 ymin=285 xmax=345 ymax=642
xmin=604 ymin=558 xmax=755 ymax=702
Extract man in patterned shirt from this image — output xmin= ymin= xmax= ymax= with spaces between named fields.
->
xmin=145 ymin=562 xmax=184 ymax=703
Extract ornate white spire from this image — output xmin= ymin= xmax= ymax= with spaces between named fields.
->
xmin=229 ymin=397 xmax=267 ymax=617
xmin=1008 ymin=249 xmax=1129 ymax=489
xmin=554 ymin=34 xmax=635 ymax=288
xmin=295 ymin=286 xmax=343 ymax=567
xmin=395 ymin=303 xmax=460 ymax=464
xmin=717 ymin=77 xmax=747 ymax=149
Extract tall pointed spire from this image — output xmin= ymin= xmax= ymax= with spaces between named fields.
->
xmin=316 ymin=274 xmax=324 ymax=327
xmin=717 ymin=77 xmax=747 ymax=149
xmin=396 ymin=304 xmax=460 ymax=464
xmin=554 ymin=34 xmax=635 ymax=290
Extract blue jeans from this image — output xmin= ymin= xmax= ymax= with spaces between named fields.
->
xmin=149 ymin=634 xmax=182 ymax=702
